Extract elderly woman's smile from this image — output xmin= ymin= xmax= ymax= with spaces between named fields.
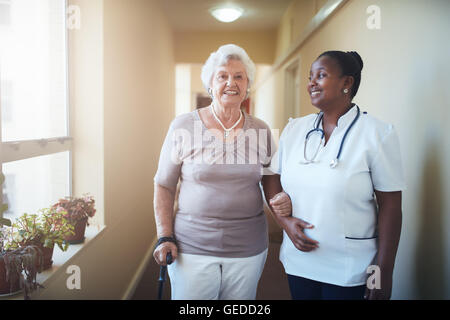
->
xmin=223 ymin=90 xmax=239 ymax=95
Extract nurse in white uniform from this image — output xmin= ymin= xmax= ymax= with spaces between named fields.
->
xmin=265 ymin=51 xmax=405 ymax=300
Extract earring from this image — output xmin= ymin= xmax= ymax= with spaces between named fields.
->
xmin=246 ymin=88 xmax=250 ymax=93
xmin=208 ymin=88 xmax=213 ymax=99
xmin=343 ymin=88 xmax=349 ymax=94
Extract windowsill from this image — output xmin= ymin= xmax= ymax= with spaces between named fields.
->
xmin=1 ymin=224 xmax=106 ymax=300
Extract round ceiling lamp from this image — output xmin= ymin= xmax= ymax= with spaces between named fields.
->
xmin=210 ymin=6 xmax=244 ymax=23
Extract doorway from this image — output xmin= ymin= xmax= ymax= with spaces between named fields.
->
xmin=284 ymin=59 xmax=300 ymax=122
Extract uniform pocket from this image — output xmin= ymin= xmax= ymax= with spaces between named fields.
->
xmin=344 ymin=237 xmax=378 ymax=285
xmin=345 ymin=236 xmax=378 ymax=240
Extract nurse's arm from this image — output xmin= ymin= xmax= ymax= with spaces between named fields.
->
xmin=367 ymin=190 xmax=402 ymax=300
xmin=153 ymin=183 xmax=178 ymax=266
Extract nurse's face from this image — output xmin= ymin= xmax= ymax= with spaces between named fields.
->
xmin=308 ymin=56 xmax=350 ymax=110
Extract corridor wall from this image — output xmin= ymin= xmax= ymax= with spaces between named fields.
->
xmin=253 ymin=0 xmax=450 ymax=299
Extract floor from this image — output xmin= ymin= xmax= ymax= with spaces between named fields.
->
xmin=131 ymin=234 xmax=291 ymax=300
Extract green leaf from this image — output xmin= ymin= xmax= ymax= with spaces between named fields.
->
xmin=58 ymin=241 xmax=69 ymax=252
xmin=44 ymin=238 xmax=53 ymax=248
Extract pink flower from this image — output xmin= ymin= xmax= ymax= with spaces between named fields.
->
xmin=56 ymin=206 xmax=65 ymax=213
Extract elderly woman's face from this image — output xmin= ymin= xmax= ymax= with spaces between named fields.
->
xmin=211 ymin=59 xmax=248 ymax=107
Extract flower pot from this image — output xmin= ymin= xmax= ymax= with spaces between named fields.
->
xmin=0 ymin=255 xmax=21 ymax=295
xmin=20 ymin=242 xmax=54 ymax=271
xmin=64 ymin=217 xmax=88 ymax=244
xmin=41 ymin=245 xmax=54 ymax=271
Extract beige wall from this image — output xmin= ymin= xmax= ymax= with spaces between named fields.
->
xmin=174 ymin=30 xmax=277 ymax=64
xmin=69 ymin=0 xmax=105 ymax=228
xmin=275 ymin=0 xmax=328 ymax=59
xmin=35 ymin=0 xmax=174 ymax=299
xmin=254 ymin=0 xmax=450 ymax=299
xmin=103 ymin=0 xmax=174 ymax=227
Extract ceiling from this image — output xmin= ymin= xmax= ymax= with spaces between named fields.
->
xmin=157 ymin=0 xmax=293 ymax=32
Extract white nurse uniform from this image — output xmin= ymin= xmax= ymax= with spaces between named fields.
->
xmin=270 ymin=105 xmax=406 ymax=286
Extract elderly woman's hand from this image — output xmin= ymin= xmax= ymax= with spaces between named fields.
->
xmin=269 ymin=192 xmax=292 ymax=217
xmin=153 ymin=242 xmax=178 ymax=266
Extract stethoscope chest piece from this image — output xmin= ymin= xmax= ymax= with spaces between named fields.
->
xmin=329 ymin=158 xmax=339 ymax=168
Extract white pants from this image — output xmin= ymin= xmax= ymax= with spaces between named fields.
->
xmin=167 ymin=249 xmax=268 ymax=300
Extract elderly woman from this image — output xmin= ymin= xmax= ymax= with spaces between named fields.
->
xmin=153 ymin=44 xmax=289 ymax=300
xmin=267 ymin=51 xmax=405 ymax=300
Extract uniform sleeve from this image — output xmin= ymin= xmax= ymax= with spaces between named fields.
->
xmin=266 ymin=118 xmax=294 ymax=175
xmin=153 ymin=119 xmax=184 ymax=192
xmin=370 ymin=125 xmax=406 ymax=192
xmin=267 ymin=140 xmax=282 ymax=175
xmin=261 ymin=125 xmax=278 ymax=167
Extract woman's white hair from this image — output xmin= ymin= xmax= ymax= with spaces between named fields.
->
xmin=201 ymin=44 xmax=255 ymax=92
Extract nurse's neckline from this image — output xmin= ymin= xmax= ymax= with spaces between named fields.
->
xmin=319 ymin=103 xmax=357 ymax=129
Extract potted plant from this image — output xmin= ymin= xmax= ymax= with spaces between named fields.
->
xmin=0 ymin=173 xmax=44 ymax=299
xmin=3 ymin=208 xmax=75 ymax=270
xmin=52 ymin=194 xmax=96 ymax=244
xmin=0 ymin=245 xmax=43 ymax=299
xmin=0 ymin=216 xmax=21 ymax=297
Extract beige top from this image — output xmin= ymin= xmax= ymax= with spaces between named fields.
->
xmin=154 ymin=109 xmax=275 ymax=258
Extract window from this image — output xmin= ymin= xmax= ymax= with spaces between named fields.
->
xmin=3 ymin=152 xmax=70 ymax=218
xmin=0 ymin=0 xmax=71 ymax=222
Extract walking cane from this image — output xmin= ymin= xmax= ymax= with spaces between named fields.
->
xmin=157 ymin=252 xmax=173 ymax=300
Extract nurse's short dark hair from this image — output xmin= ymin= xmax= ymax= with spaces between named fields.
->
xmin=318 ymin=50 xmax=364 ymax=98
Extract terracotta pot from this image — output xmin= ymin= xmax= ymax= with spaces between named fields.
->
xmin=64 ymin=217 xmax=88 ymax=244
xmin=0 ymin=255 xmax=21 ymax=295
xmin=40 ymin=245 xmax=54 ymax=271
xmin=20 ymin=242 xmax=53 ymax=271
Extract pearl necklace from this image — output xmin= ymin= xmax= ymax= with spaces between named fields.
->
xmin=210 ymin=105 xmax=243 ymax=138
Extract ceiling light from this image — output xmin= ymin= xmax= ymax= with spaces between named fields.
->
xmin=210 ymin=6 xmax=243 ymax=23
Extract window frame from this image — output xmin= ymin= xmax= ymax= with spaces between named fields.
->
xmin=0 ymin=0 xmax=72 ymax=218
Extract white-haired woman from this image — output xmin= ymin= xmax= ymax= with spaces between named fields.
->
xmin=153 ymin=44 xmax=291 ymax=300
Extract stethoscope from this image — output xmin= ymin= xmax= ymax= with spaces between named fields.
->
xmin=300 ymin=105 xmax=362 ymax=168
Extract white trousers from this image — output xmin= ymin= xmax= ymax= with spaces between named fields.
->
xmin=167 ymin=249 xmax=268 ymax=300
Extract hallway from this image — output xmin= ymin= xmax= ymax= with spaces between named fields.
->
xmin=1 ymin=0 xmax=448 ymax=300
xmin=135 ymin=0 xmax=450 ymax=300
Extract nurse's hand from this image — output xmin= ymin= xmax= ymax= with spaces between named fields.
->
xmin=269 ymin=192 xmax=292 ymax=217
xmin=279 ymin=216 xmax=319 ymax=252
xmin=364 ymin=270 xmax=393 ymax=300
